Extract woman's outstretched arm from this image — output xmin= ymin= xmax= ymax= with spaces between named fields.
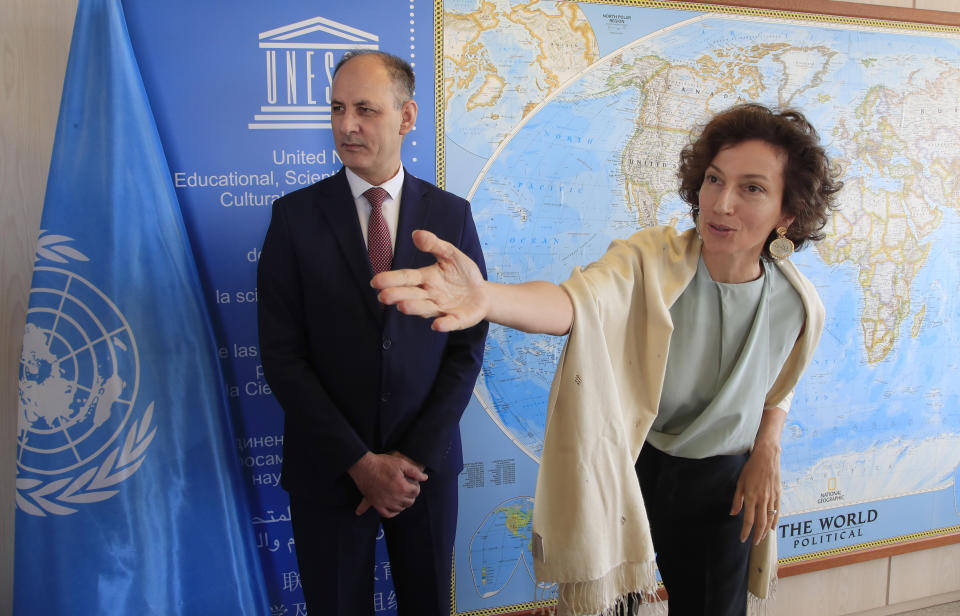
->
xmin=372 ymin=230 xmax=573 ymax=336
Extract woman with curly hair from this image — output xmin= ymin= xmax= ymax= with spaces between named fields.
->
xmin=373 ymin=103 xmax=842 ymax=616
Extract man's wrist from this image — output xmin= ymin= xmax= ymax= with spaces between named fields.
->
xmin=347 ymin=451 xmax=374 ymax=481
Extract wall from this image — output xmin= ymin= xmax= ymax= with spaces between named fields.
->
xmin=1 ymin=1 xmax=78 ymax=613
xmin=1 ymin=1 xmax=958 ymax=615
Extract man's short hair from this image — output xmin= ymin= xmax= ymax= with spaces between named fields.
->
xmin=334 ymin=50 xmax=415 ymax=109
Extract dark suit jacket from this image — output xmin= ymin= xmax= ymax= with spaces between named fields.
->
xmin=257 ymin=168 xmax=488 ymax=506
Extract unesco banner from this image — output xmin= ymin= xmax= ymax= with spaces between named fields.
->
xmin=119 ymin=1 xmax=438 ymax=614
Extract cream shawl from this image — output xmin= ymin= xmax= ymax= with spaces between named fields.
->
xmin=531 ymin=226 xmax=825 ymax=615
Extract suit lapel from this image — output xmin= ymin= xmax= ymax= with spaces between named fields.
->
xmin=382 ymin=172 xmax=433 ymax=330
xmin=315 ymin=170 xmax=384 ymax=322
xmin=392 ymin=172 xmax=431 ymax=272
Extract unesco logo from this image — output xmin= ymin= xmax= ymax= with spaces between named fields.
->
xmin=17 ymin=233 xmax=155 ymax=516
xmin=249 ymin=16 xmax=379 ymax=131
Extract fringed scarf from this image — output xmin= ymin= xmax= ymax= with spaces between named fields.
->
xmin=531 ymin=226 xmax=824 ymax=616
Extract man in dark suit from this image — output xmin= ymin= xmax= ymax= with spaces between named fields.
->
xmin=257 ymin=50 xmax=487 ymax=616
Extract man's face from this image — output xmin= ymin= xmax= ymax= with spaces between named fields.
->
xmin=330 ymin=55 xmax=417 ymax=186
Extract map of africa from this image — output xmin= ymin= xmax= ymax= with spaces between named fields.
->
xmin=444 ymin=2 xmax=960 ymax=611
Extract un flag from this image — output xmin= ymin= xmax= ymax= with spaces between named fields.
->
xmin=14 ymin=0 xmax=270 ymax=613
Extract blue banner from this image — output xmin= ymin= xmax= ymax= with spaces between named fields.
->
xmin=14 ymin=0 xmax=270 ymax=613
xmin=120 ymin=2 xmax=438 ymax=612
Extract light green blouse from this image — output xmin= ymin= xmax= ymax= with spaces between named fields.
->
xmin=647 ymin=256 xmax=805 ymax=458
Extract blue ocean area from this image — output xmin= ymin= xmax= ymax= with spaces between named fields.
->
xmin=475 ymin=86 xmax=644 ymax=457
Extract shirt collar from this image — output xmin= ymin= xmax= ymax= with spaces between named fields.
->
xmin=345 ymin=165 xmax=405 ymax=202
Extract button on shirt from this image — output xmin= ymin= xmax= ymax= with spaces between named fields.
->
xmin=345 ymin=166 xmax=403 ymax=252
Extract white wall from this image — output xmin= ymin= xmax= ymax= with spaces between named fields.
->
xmin=1 ymin=1 xmax=79 ymax=613
xmin=1 ymin=1 xmax=958 ymax=615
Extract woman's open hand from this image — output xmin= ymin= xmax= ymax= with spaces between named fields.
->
xmin=372 ymin=230 xmax=489 ymax=332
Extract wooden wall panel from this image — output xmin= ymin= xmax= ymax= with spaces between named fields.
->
xmin=888 ymin=543 xmax=960 ymax=605
xmin=916 ymin=1 xmax=960 ymax=13
xmin=0 ymin=1 xmax=78 ymax=614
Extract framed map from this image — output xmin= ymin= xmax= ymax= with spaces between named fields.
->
xmin=441 ymin=1 xmax=960 ymax=613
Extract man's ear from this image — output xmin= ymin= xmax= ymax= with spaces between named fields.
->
xmin=399 ymin=99 xmax=418 ymax=136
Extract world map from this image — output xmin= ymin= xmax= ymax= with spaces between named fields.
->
xmin=443 ymin=1 xmax=960 ymax=610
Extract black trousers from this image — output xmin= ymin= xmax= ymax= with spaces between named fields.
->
xmin=635 ymin=443 xmax=752 ymax=616
xmin=289 ymin=474 xmax=458 ymax=616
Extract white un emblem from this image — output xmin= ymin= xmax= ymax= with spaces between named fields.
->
xmin=17 ymin=232 xmax=155 ymax=516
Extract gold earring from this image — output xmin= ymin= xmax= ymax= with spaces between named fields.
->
xmin=769 ymin=226 xmax=795 ymax=260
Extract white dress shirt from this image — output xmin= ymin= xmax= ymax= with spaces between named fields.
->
xmin=344 ymin=166 xmax=403 ymax=252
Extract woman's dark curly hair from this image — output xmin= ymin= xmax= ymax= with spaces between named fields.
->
xmin=677 ymin=103 xmax=843 ymax=259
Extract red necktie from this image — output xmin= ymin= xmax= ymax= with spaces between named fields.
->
xmin=364 ymin=187 xmax=393 ymax=275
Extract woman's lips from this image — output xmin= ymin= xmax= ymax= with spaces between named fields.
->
xmin=707 ymin=222 xmax=735 ymax=234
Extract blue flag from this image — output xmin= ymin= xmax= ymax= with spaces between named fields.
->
xmin=13 ymin=0 xmax=270 ymax=613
